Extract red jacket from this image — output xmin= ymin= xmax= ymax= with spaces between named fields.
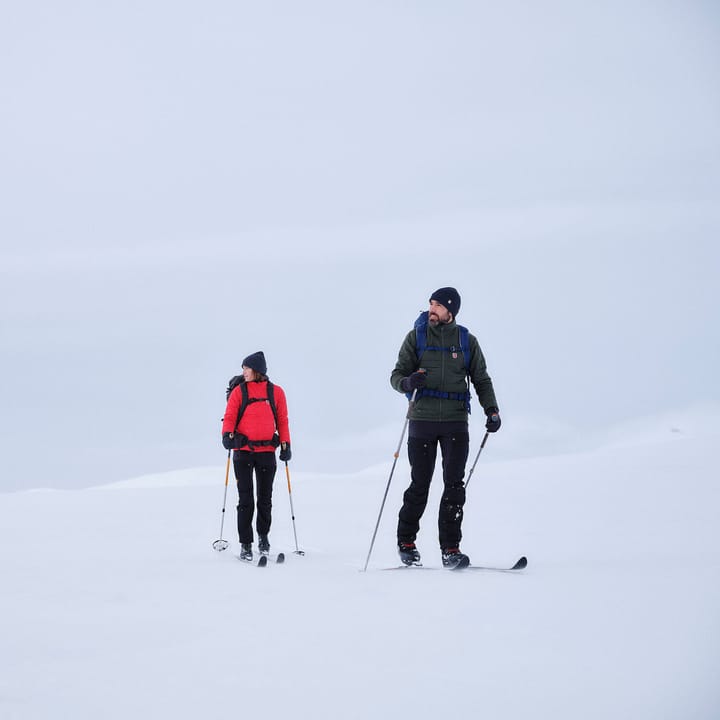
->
xmin=222 ymin=380 xmax=291 ymax=453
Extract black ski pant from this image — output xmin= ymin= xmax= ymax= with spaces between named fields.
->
xmin=233 ymin=450 xmax=276 ymax=544
xmin=397 ymin=421 xmax=469 ymax=551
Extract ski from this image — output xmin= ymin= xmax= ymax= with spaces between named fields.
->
xmin=380 ymin=564 xmax=464 ymax=572
xmin=467 ymin=556 xmax=527 ymax=572
xmin=236 ymin=554 xmax=268 ymax=567
xmin=380 ymin=565 xmax=423 ymax=571
xmin=247 ymin=552 xmax=284 ymax=566
xmin=381 ymin=556 xmax=527 ymax=572
xmin=445 ymin=554 xmax=470 ymax=570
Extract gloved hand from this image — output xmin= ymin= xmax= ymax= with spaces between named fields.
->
xmin=485 ymin=407 xmax=501 ymax=433
xmin=222 ymin=432 xmax=248 ymax=450
xmin=400 ymin=371 xmax=427 ymax=393
xmin=279 ymin=442 xmax=292 ymax=462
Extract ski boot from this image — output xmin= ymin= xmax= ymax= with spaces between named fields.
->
xmin=441 ymin=547 xmax=470 ymax=569
xmin=398 ymin=542 xmax=422 ymax=566
xmin=258 ymin=535 xmax=270 ymax=556
xmin=239 ymin=543 xmax=253 ymax=562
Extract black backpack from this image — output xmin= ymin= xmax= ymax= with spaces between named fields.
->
xmin=225 ymin=375 xmax=279 ymax=439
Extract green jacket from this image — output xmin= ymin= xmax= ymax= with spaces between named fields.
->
xmin=390 ymin=318 xmax=498 ymax=422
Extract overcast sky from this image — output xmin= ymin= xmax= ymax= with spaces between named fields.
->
xmin=1 ymin=2 xmax=719 ymax=491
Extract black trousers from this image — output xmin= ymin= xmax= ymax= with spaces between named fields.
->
xmin=233 ymin=450 xmax=277 ymax=544
xmin=397 ymin=421 xmax=469 ymax=550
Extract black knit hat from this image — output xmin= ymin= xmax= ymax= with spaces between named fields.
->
xmin=242 ymin=351 xmax=267 ymax=376
xmin=429 ymin=287 xmax=461 ymax=317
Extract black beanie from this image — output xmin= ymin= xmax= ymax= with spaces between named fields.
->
xmin=242 ymin=351 xmax=267 ymax=376
xmin=429 ymin=287 xmax=461 ymax=317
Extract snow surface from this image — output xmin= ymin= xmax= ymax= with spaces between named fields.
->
xmin=2 ymin=408 xmax=719 ymax=719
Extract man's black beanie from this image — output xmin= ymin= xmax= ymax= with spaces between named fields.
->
xmin=242 ymin=351 xmax=267 ymax=376
xmin=429 ymin=287 xmax=461 ymax=317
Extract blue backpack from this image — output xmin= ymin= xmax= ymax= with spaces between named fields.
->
xmin=407 ymin=311 xmax=472 ymax=411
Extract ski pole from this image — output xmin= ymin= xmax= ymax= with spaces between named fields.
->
xmin=464 ymin=431 xmax=489 ymax=491
xmin=362 ymin=388 xmax=418 ymax=572
xmin=283 ymin=450 xmax=304 ymax=555
xmin=212 ymin=449 xmax=232 ymax=551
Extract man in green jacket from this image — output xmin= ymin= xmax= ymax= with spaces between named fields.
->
xmin=390 ymin=287 xmax=501 ymax=568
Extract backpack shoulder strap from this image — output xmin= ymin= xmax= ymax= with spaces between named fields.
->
xmin=233 ymin=381 xmax=279 ymax=433
xmin=266 ymin=381 xmax=279 ymax=428
xmin=458 ymin=325 xmax=470 ymax=372
xmin=413 ymin=311 xmax=429 ymax=365
xmin=414 ymin=312 xmax=470 ymax=372
xmin=232 ymin=381 xmax=250 ymax=434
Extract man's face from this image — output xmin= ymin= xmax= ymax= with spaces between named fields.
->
xmin=242 ymin=366 xmax=256 ymax=381
xmin=428 ymin=300 xmax=452 ymax=325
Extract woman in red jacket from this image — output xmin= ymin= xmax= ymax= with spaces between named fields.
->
xmin=221 ymin=351 xmax=291 ymax=562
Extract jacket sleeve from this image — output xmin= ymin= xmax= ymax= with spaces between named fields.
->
xmin=221 ymin=386 xmax=242 ymax=434
xmin=468 ymin=333 xmax=498 ymax=412
xmin=274 ymin=385 xmax=291 ymax=445
xmin=390 ymin=330 xmax=417 ymax=393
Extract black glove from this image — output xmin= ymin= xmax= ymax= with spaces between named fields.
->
xmin=485 ymin=407 xmax=501 ymax=433
xmin=279 ymin=442 xmax=292 ymax=462
xmin=222 ymin=432 xmax=248 ymax=450
xmin=400 ymin=372 xmax=427 ymax=393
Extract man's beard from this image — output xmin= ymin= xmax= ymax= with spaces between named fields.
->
xmin=428 ymin=313 xmax=449 ymax=326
